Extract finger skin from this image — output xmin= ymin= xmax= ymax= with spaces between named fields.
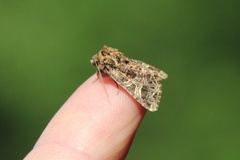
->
xmin=24 ymin=74 xmax=146 ymax=160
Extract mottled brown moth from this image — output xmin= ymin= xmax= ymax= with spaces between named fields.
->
xmin=90 ymin=46 xmax=168 ymax=112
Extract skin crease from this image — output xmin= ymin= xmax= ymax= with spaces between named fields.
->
xmin=24 ymin=74 xmax=146 ymax=160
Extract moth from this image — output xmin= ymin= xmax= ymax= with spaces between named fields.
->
xmin=90 ymin=46 xmax=168 ymax=112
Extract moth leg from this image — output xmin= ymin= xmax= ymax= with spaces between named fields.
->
xmin=93 ymin=71 xmax=105 ymax=82
xmin=92 ymin=71 xmax=101 ymax=83
xmin=112 ymin=80 xmax=120 ymax=95
xmin=94 ymin=70 xmax=108 ymax=81
xmin=96 ymin=71 xmax=100 ymax=79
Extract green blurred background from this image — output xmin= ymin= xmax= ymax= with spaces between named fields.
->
xmin=1 ymin=0 xmax=240 ymax=159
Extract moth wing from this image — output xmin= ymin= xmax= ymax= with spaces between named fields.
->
xmin=106 ymin=69 xmax=161 ymax=112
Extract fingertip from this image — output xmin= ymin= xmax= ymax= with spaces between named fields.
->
xmin=26 ymin=74 xmax=147 ymax=159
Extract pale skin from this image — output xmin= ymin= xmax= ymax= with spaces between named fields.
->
xmin=24 ymin=74 xmax=146 ymax=160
